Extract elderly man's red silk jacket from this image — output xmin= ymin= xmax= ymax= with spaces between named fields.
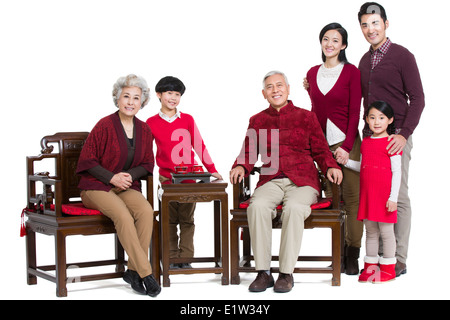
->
xmin=232 ymin=101 xmax=339 ymax=193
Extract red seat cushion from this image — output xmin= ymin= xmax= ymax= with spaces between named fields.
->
xmin=61 ymin=203 xmax=103 ymax=216
xmin=238 ymin=197 xmax=332 ymax=210
xmin=35 ymin=203 xmax=103 ymax=216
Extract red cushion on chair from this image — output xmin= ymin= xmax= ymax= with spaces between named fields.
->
xmin=34 ymin=203 xmax=102 ymax=216
xmin=62 ymin=203 xmax=103 ymax=216
xmin=238 ymin=198 xmax=332 ymax=210
xmin=311 ymin=198 xmax=332 ymax=209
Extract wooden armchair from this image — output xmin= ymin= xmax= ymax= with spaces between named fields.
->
xmin=24 ymin=132 xmax=159 ymax=297
xmin=229 ymin=166 xmax=345 ymax=286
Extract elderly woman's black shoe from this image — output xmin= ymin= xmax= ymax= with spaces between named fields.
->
xmin=123 ymin=269 xmax=146 ymax=295
xmin=143 ymin=274 xmax=161 ymax=297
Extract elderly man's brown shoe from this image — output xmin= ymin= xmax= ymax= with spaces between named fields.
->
xmin=249 ymin=271 xmax=274 ymax=292
xmin=274 ymin=273 xmax=294 ymax=293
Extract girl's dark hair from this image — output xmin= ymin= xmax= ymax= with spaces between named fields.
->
xmin=319 ymin=22 xmax=349 ymax=64
xmin=367 ymin=100 xmax=396 ymax=135
xmin=155 ymin=76 xmax=186 ymax=95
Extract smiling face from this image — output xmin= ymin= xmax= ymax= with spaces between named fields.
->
xmin=117 ymin=86 xmax=142 ymax=119
xmin=366 ymin=107 xmax=393 ymax=137
xmin=360 ymin=13 xmax=389 ymax=50
xmin=157 ymin=91 xmax=181 ymax=114
xmin=321 ymin=29 xmax=346 ymax=62
xmin=262 ymin=73 xmax=290 ymax=110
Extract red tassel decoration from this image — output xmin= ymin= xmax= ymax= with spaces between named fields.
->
xmin=20 ymin=208 xmax=27 ymax=237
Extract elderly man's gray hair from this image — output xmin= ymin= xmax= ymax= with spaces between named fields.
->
xmin=262 ymin=71 xmax=289 ymax=89
xmin=112 ymin=74 xmax=150 ymax=108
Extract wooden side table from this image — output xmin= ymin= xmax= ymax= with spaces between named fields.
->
xmin=159 ymin=180 xmax=229 ymax=287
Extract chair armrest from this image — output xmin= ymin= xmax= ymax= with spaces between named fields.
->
xmin=232 ymin=179 xmax=245 ymax=209
xmin=232 ymin=166 xmax=260 ymax=209
xmin=28 ymin=176 xmax=63 ymax=217
xmin=26 ymin=154 xmax=58 ymax=178
xmin=330 ymin=182 xmax=340 ymax=209
xmin=26 ymin=153 xmax=60 ymax=215
xmin=28 ymin=173 xmax=51 ymax=183
xmin=141 ymin=175 xmax=154 ymax=209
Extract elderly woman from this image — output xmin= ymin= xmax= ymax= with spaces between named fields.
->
xmin=76 ymin=74 xmax=160 ymax=297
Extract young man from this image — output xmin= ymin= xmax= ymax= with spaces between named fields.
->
xmin=230 ymin=71 xmax=342 ymax=293
xmin=146 ymin=76 xmax=222 ymax=268
xmin=357 ymin=2 xmax=425 ymax=276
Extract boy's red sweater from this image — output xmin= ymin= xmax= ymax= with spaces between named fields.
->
xmin=146 ymin=112 xmax=217 ymax=179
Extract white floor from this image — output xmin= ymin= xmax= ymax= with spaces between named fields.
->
xmin=8 ymin=226 xmax=450 ymax=301
xmin=10 ymin=260 xmax=446 ymax=301
xmin=6 ymin=194 xmax=450 ymax=302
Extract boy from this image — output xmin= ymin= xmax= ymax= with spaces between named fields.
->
xmin=146 ymin=76 xmax=222 ymax=268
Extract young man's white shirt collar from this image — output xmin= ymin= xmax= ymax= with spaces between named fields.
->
xmin=159 ymin=110 xmax=181 ymax=123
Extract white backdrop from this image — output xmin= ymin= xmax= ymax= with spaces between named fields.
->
xmin=1 ymin=0 xmax=448 ymax=300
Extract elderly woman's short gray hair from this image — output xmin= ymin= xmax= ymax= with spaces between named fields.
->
xmin=112 ymin=74 xmax=150 ymax=108
xmin=262 ymin=70 xmax=289 ymax=89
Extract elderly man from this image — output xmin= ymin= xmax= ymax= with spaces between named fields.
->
xmin=230 ymin=71 xmax=342 ymax=293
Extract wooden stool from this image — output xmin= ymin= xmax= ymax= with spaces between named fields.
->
xmin=159 ymin=180 xmax=229 ymax=287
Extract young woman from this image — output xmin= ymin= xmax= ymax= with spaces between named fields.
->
xmin=305 ymin=23 xmax=363 ymax=275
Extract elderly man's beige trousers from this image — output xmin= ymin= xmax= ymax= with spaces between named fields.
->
xmin=247 ymin=178 xmax=319 ymax=274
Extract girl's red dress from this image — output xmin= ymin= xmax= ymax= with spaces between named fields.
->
xmin=357 ymin=137 xmax=399 ymax=223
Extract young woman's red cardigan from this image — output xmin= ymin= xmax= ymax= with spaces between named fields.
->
xmin=306 ymin=63 xmax=362 ymax=153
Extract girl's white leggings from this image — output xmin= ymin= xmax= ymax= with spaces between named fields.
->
xmin=364 ymin=220 xmax=396 ymax=258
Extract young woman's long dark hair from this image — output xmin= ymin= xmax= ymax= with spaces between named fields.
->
xmin=319 ymin=22 xmax=349 ymax=64
xmin=367 ymin=100 xmax=396 ymax=135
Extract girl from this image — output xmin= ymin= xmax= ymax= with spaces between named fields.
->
xmin=352 ymin=101 xmax=402 ymax=283
xmin=305 ymin=22 xmax=363 ymax=275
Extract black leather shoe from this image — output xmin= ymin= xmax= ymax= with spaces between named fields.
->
xmin=123 ymin=269 xmax=146 ymax=295
xmin=142 ymin=274 xmax=161 ymax=297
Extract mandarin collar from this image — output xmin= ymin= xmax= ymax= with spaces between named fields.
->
xmin=267 ymin=100 xmax=295 ymax=115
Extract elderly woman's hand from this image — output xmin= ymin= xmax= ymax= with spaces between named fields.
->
xmin=110 ymin=172 xmax=133 ymax=191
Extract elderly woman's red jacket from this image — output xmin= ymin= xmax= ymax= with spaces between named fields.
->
xmin=232 ymin=101 xmax=339 ymax=193
xmin=77 ymin=111 xmax=154 ymax=192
